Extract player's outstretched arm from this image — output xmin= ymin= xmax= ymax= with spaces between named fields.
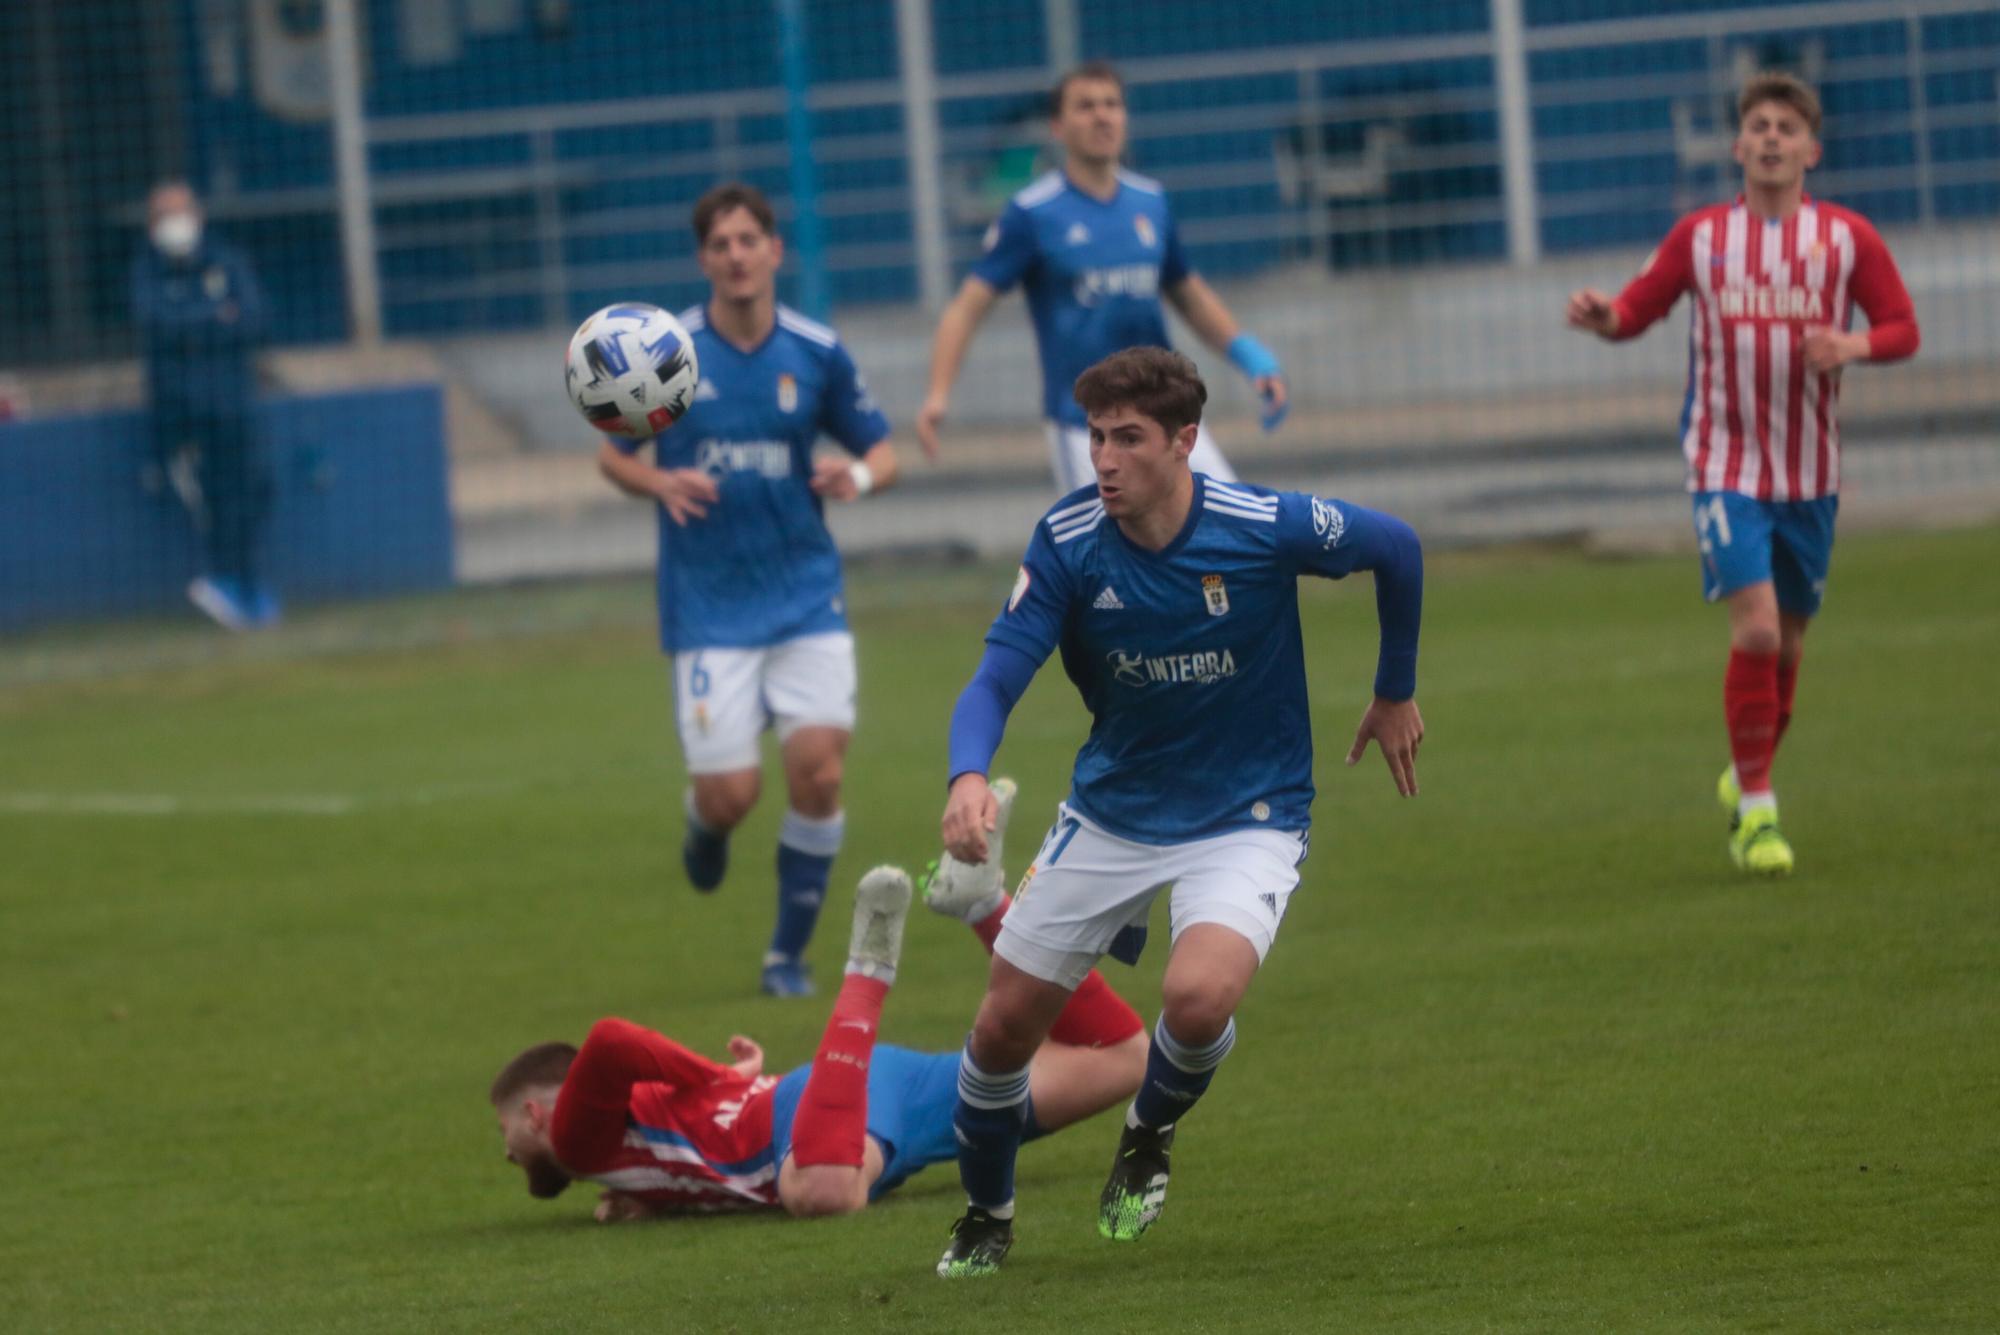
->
xmin=1571 ymin=215 xmax=1696 ymax=343
xmin=1166 ymin=275 xmax=1289 ymax=431
xmin=917 ymin=277 xmax=1001 ymax=460
xmin=1284 ymin=494 xmax=1425 ymax=796
xmin=1342 ymin=507 xmax=1425 ymax=796
xmin=942 ymin=641 xmax=1041 ymax=862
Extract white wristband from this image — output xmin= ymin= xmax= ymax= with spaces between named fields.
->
xmin=848 ymin=460 xmax=875 ymax=497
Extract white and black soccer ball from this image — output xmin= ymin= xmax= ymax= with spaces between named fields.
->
xmin=563 ymin=303 xmax=700 ymax=439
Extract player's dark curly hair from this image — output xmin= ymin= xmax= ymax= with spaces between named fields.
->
xmin=1072 ymin=347 xmax=1208 ymax=442
xmin=692 ymin=182 xmax=777 ymax=244
xmin=489 ymin=1041 xmax=578 ymax=1106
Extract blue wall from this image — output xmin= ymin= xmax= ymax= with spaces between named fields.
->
xmin=0 ymin=385 xmax=454 ymax=632
xmin=3 ymin=1 xmax=1993 ymax=356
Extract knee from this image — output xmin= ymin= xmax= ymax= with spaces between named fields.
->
xmin=790 ymin=752 xmax=844 ymax=816
xmin=1732 ymin=623 xmax=1782 ymax=655
xmin=695 ymin=777 xmax=759 ymax=831
xmin=781 ymin=1175 xmax=866 ymax=1219
xmin=1159 ymin=980 xmax=1237 ymax=1049
xmin=970 ymin=1001 xmax=1048 ymax=1073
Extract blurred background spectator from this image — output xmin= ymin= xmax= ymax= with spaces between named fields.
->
xmin=132 ymin=181 xmax=275 ymax=629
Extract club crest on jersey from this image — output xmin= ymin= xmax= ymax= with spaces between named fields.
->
xmin=1202 ymin=573 xmax=1229 ymax=616
xmin=1310 ymin=496 xmax=1345 ymax=550
xmin=1134 ymin=214 xmax=1157 ymax=248
xmin=1065 ymin=222 xmax=1090 ymax=246
xmin=1007 ymin=566 xmax=1031 ymax=612
xmin=777 ymin=373 xmax=798 ymax=413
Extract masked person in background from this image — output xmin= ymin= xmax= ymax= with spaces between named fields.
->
xmin=131 ymin=181 xmax=276 ymax=629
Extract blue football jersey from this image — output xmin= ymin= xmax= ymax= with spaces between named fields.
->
xmin=971 ymin=169 xmax=1192 ymax=428
xmin=612 ymin=304 xmax=891 ymax=653
xmin=986 ymin=477 xmax=1396 ymax=844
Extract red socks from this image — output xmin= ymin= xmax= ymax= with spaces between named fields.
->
xmin=972 ymin=898 xmax=1144 ymax=1049
xmin=789 ymin=973 xmax=888 ymax=1168
xmin=1725 ymin=649 xmax=1781 ymax=797
xmin=1775 ymin=656 xmax=1800 ymax=751
xmin=1049 ymin=969 xmax=1146 ymax=1048
xmin=970 ymin=902 xmax=1006 ymax=952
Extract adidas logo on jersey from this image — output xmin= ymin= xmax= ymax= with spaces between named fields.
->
xmin=1066 ymin=222 xmax=1090 ymax=246
xmin=1093 ymin=586 xmax=1125 ymax=610
xmin=692 ymin=378 xmax=721 ymax=402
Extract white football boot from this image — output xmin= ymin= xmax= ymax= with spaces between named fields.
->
xmin=922 ymin=776 xmax=1017 ymax=924
xmin=846 ymin=865 xmax=913 ymax=982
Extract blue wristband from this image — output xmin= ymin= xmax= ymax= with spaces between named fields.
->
xmin=1228 ymin=334 xmax=1288 ymax=432
xmin=1227 ymin=333 xmax=1282 ymax=380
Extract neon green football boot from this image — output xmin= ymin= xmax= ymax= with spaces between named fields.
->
xmin=1728 ymin=804 xmax=1795 ymax=876
xmin=1716 ymin=765 xmax=1741 ymax=814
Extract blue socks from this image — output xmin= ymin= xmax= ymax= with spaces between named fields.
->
xmin=682 ymin=790 xmax=729 ymax=892
xmin=1131 ymin=1016 xmax=1236 ymax=1131
xmin=954 ymin=1046 xmax=1030 ymax=1217
xmin=768 ymin=808 xmax=842 ymax=962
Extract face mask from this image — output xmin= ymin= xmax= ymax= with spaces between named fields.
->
xmin=151 ymin=213 xmax=201 ymax=258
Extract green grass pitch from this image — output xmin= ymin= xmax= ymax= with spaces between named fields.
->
xmin=2 ymin=526 xmax=1995 ymax=1332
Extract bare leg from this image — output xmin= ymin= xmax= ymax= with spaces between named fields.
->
xmin=1027 ymin=1031 xmax=1148 ymax=1132
xmin=776 ymin=1135 xmax=887 ymax=1218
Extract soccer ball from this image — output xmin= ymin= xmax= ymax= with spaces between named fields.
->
xmin=563 ymin=303 xmax=700 ymax=439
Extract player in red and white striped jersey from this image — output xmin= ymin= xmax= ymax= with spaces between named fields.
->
xmin=1567 ymin=71 xmax=1918 ymax=875
xmin=491 ymin=816 xmax=1147 ymax=1222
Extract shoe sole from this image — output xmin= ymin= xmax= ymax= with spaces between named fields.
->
xmin=1729 ymin=833 xmax=1795 ymax=876
xmin=936 ymin=1236 xmax=1012 ymax=1278
xmin=850 ymin=865 xmax=912 ymax=974
xmin=1097 ymin=1197 xmax=1163 ymax=1241
xmin=936 ymin=1257 xmax=1007 ymax=1278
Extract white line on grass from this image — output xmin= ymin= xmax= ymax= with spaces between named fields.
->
xmin=0 ymin=778 xmax=540 ymax=818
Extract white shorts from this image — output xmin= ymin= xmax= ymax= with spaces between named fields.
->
xmin=995 ymin=803 xmax=1305 ymax=991
xmin=1045 ymin=421 xmax=1237 ymax=493
xmin=670 ymin=632 xmax=856 ymax=775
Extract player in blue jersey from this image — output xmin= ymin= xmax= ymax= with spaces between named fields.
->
xmin=596 ymin=183 xmax=906 ymax=998
xmin=915 ymin=61 xmax=1290 ymax=491
xmin=929 ymin=348 xmax=1425 ymax=1277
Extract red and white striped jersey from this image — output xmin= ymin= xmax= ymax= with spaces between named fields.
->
xmin=1611 ymin=195 xmax=1918 ymax=500
xmin=549 ymin=1018 xmax=784 ymax=1212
